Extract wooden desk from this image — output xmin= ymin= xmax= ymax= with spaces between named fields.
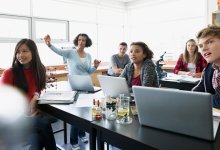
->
xmin=161 ymin=60 xmax=176 ymax=72
xmin=46 ymin=64 xmax=108 ymax=86
xmin=91 ymin=66 xmax=108 ymax=87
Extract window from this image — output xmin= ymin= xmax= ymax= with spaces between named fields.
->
xmin=0 ymin=16 xmax=30 ymax=42
xmin=33 ymin=19 xmax=68 ymax=42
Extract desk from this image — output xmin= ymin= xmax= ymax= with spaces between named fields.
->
xmin=159 ymin=79 xmax=198 ymax=91
xmin=93 ymin=118 xmax=220 ymax=150
xmin=38 ymin=81 xmax=220 ymax=150
xmin=38 ymin=103 xmax=97 ymax=150
xmin=38 ymin=81 xmax=97 ymax=149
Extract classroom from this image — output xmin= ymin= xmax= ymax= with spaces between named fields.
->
xmin=0 ymin=0 xmax=220 ymax=150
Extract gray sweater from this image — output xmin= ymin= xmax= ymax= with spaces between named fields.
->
xmin=120 ymin=59 xmax=159 ymax=88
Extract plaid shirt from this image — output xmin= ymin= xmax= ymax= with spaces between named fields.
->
xmin=212 ymin=64 xmax=220 ymax=92
xmin=173 ymin=52 xmax=207 ymax=74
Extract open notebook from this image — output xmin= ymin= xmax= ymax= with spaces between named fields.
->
xmin=38 ymin=91 xmax=77 ymax=104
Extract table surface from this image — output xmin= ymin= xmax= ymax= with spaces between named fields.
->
xmin=38 ymin=81 xmax=220 ymax=150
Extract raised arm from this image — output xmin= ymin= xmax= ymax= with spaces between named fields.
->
xmin=44 ymin=34 xmax=52 ymax=47
xmin=43 ymin=34 xmax=70 ymax=57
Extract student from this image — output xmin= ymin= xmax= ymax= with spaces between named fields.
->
xmin=120 ymin=41 xmax=159 ymax=88
xmin=173 ymin=39 xmax=207 ymax=78
xmin=44 ymin=33 xmax=101 ymax=150
xmin=107 ymin=42 xmax=130 ymax=76
xmin=192 ymin=25 xmax=220 ymax=109
xmin=0 ymin=39 xmax=56 ymax=150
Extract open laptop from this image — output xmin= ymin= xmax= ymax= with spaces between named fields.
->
xmin=132 ymin=86 xmax=219 ymax=141
xmin=68 ymin=75 xmax=101 ymax=93
xmin=97 ymin=75 xmax=131 ymax=98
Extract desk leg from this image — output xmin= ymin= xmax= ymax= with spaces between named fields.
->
xmin=90 ymin=127 xmax=97 ymax=150
xmin=97 ymin=129 xmax=104 ymax=150
xmin=63 ymin=122 xmax=67 ymax=144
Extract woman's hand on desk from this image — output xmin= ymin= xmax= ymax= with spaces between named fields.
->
xmin=178 ymin=71 xmax=201 ymax=78
xmin=188 ymin=72 xmax=201 ymax=78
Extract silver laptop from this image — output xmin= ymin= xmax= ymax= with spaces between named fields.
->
xmin=132 ymin=86 xmax=219 ymax=141
xmin=97 ymin=75 xmax=131 ymax=98
xmin=68 ymin=75 xmax=101 ymax=93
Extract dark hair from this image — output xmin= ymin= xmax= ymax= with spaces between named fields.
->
xmin=12 ymin=39 xmax=46 ymax=93
xmin=182 ymin=39 xmax=199 ymax=65
xmin=73 ymin=33 xmax=92 ymax=47
xmin=119 ymin=42 xmax=127 ymax=47
xmin=130 ymin=42 xmax=153 ymax=60
xmin=197 ymin=25 xmax=220 ymax=40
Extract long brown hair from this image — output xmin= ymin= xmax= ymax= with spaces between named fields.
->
xmin=12 ymin=39 xmax=46 ymax=93
xmin=182 ymin=39 xmax=199 ymax=65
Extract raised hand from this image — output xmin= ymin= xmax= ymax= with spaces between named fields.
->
xmin=94 ymin=59 xmax=101 ymax=68
xmin=44 ymin=34 xmax=51 ymax=46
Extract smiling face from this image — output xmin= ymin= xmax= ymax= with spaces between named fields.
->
xmin=16 ymin=44 xmax=32 ymax=68
xmin=118 ymin=45 xmax=127 ymax=57
xmin=198 ymin=36 xmax=220 ymax=67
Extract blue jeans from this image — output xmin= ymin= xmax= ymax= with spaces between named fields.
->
xmin=28 ymin=115 xmax=57 ymax=150
xmin=70 ymin=125 xmax=86 ymax=145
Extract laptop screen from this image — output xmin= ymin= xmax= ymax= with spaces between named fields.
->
xmin=132 ymin=86 xmax=218 ymax=141
xmin=97 ymin=75 xmax=130 ymax=98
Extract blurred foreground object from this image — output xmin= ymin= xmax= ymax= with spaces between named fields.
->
xmin=0 ymin=84 xmax=29 ymax=150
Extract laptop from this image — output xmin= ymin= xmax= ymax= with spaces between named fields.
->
xmin=132 ymin=86 xmax=219 ymax=141
xmin=68 ymin=75 xmax=101 ymax=93
xmin=38 ymin=91 xmax=77 ymax=104
xmin=97 ymin=75 xmax=131 ymax=98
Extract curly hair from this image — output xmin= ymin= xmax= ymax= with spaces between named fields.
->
xmin=130 ymin=42 xmax=153 ymax=60
xmin=73 ymin=33 xmax=92 ymax=47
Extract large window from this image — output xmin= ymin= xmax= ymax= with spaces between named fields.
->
xmin=33 ymin=19 xmax=68 ymax=42
xmin=0 ymin=16 xmax=30 ymax=42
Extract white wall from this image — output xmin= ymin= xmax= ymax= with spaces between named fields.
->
xmin=0 ymin=0 xmax=218 ymax=68
xmin=126 ymin=0 xmax=211 ymax=60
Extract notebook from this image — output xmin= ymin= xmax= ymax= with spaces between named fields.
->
xmin=132 ymin=86 xmax=219 ymax=141
xmin=68 ymin=75 xmax=101 ymax=93
xmin=97 ymin=75 xmax=131 ymax=98
xmin=38 ymin=91 xmax=77 ymax=104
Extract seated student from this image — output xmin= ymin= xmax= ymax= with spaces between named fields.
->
xmin=0 ymin=39 xmax=56 ymax=150
xmin=192 ymin=25 xmax=220 ymax=109
xmin=120 ymin=41 xmax=159 ymax=88
xmin=107 ymin=42 xmax=130 ymax=76
xmin=173 ymin=39 xmax=207 ymax=78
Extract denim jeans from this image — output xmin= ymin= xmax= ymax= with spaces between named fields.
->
xmin=28 ymin=115 xmax=57 ymax=150
xmin=70 ymin=125 xmax=86 ymax=145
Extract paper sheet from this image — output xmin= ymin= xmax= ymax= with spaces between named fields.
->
xmin=75 ymin=93 xmax=94 ymax=107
